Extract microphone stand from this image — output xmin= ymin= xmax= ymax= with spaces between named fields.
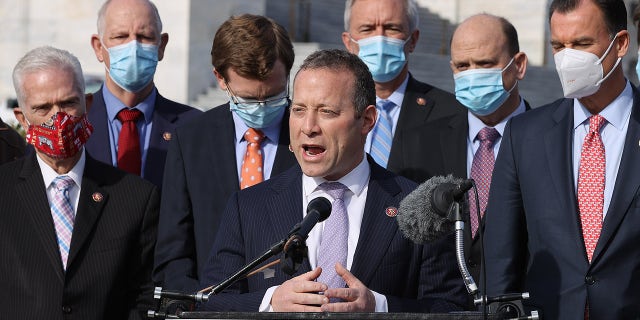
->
xmin=448 ymin=185 xmax=539 ymax=320
xmin=149 ymin=232 xmax=308 ymax=318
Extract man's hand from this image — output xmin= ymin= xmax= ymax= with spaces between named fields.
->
xmin=320 ymin=263 xmax=376 ymax=312
xmin=271 ymin=267 xmax=329 ymax=312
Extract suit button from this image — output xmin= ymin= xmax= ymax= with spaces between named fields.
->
xmin=585 ymin=275 xmax=596 ymax=285
xmin=62 ymin=306 xmax=72 ymax=314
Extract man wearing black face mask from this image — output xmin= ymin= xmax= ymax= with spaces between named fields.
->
xmin=484 ymin=0 xmax=640 ymax=318
xmin=153 ymin=14 xmax=297 ymax=293
xmin=86 ymin=0 xmax=201 ymax=189
xmin=0 ymin=45 xmax=157 ymax=319
xmin=401 ymin=14 xmax=529 ymax=292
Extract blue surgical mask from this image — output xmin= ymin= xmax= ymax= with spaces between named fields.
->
xmin=106 ymin=40 xmax=158 ymax=92
xmin=353 ymin=35 xmax=410 ymax=83
xmin=227 ymin=88 xmax=289 ymax=129
xmin=454 ymin=58 xmax=516 ymax=116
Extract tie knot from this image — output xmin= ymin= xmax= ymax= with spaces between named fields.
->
xmin=52 ymin=176 xmax=75 ymax=192
xmin=588 ymin=114 xmax=606 ymax=134
xmin=117 ymin=108 xmax=143 ymax=122
xmin=377 ymin=100 xmax=395 ymax=112
xmin=245 ymin=128 xmax=265 ymax=144
xmin=477 ymin=127 xmax=500 ymax=144
xmin=320 ymin=182 xmax=348 ymax=200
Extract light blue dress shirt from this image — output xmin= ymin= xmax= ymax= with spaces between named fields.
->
xmin=572 ymin=81 xmax=633 ymax=219
xmin=103 ymin=86 xmax=155 ymax=177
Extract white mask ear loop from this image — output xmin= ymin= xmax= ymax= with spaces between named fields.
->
xmin=596 ymin=34 xmax=621 ymax=86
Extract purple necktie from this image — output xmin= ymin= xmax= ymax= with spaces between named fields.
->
xmin=50 ymin=176 xmax=76 ymax=270
xmin=316 ymin=182 xmax=349 ymax=296
xmin=469 ymin=127 xmax=500 ymax=238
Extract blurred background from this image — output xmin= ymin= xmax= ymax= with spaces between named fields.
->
xmin=1 ymin=0 xmax=638 ymax=127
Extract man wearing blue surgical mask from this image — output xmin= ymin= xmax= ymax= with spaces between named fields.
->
xmin=403 ymin=14 xmax=529 ymax=297
xmin=342 ymin=0 xmax=466 ymax=182
xmin=86 ymin=0 xmax=201 ymax=189
xmin=153 ymin=14 xmax=297 ymax=292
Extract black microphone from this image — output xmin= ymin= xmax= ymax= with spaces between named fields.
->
xmin=397 ymin=175 xmax=473 ymax=243
xmin=287 ymin=197 xmax=332 ymax=241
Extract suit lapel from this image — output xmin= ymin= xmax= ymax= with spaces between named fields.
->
xmin=266 ymin=166 xmax=311 ymax=272
xmin=441 ymin=113 xmax=468 ymax=178
xmin=545 ymin=100 xmax=586 ymax=256
xmin=16 ymin=154 xmax=66 ymax=281
xmin=350 ymin=160 xmax=402 ymax=284
xmin=593 ymin=89 xmax=640 ymax=263
xmin=272 ymin=109 xmax=297 ymax=176
xmin=145 ymin=94 xmax=176 ymax=186
xmin=86 ymin=88 xmax=113 ymax=164
xmin=213 ymin=105 xmax=241 ymax=189
xmin=66 ymin=156 xmax=107 ymax=268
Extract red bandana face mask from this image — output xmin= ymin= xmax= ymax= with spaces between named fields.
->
xmin=25 ymin=112 xmax=94 ymax=159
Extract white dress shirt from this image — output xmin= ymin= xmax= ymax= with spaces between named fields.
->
xmin=259 ymin=155 xmax=389 ymax=312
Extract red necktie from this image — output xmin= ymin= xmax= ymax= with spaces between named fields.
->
xmin=116 ymin=108 xmax=143 ymax=175
xmin=240 ymin=128 xmax=265 ymax=189
xmin=469 ymin=127 xmax=500 ymax=238
xmin=577 ymin=114 xmax=606 ymax=264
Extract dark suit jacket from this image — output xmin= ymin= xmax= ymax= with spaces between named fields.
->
xmin=198 ymin=159 xmax=468 ymax=312
xmin=0 ymin=152 xmax=159 ymax=320
xmin=485 ymin=88 xmax=640 ymax=319
xmin=386 ymin=75 xmax=466 ymax=182
xmin=0 ymin=117 xmax=25 ymax=164
xmin=400 ymin=100 xmax=531 ymax=286
xmin=153 ymin=104 xmax=297 ymax=292
xmin=85 ymin=86 xmax=202 ymax=189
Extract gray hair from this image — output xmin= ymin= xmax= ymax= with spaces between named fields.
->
xmin=12 ymin=46 xmax=85 ymax=108
xmin=97 ymin=0 xmax=163 ymax=40
xmin=344 ymin=0 xmax=419 ymax=32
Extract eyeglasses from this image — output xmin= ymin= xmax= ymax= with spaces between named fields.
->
xmin=224 ymin=80 xmax=290 ymax=109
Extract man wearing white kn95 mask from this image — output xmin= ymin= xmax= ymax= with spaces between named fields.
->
xmin=484 ymin=0 xmax=640 ymax=319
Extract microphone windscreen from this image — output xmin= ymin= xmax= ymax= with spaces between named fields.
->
xmin=308 ymin=197 xmax=332 ymax=222
xmin=397 ymin=175 xmax=460 ymax=243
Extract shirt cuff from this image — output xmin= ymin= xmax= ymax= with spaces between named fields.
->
xmin=371 ymin=289 xmax=388 ymax=312
xmin=259 ymin=286 xmax=279 ymax=312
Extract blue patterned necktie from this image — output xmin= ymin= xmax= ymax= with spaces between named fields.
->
xmin=370 ymin=100 xmax=395 ymax=168
xmin=316 ymin=182 xmax=349 ymax=299
xmin=469 ymin=127 xmax=500 ymax=238
xmin=50 ymin=176 xmax=76 ymax=270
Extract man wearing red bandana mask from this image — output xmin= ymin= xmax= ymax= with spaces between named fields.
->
xmin=1 ymin=46 xmax=158 ymax=319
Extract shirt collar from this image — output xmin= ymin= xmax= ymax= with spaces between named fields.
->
xmin=303 ymin=154 xmax=370 ymax=199
xmin=468 ymin=96 xmax=526 ymax=142
xmin=37 ymin=148 xmax=86 ymax=190
xmin=376 ymin=73 xmax=409 ymax=107
xmin=232 ymin=108 xmax=283 ymax=144
xmin=103 ymin=85 xmax=156 ymax=124
xmin=573 ymin=81 xmax=633 ymax=131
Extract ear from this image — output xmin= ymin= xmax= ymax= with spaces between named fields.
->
xmin=615 ymin=30 xmax=629 ymax=58
xmin=158 ymin=33 xmax=169 ymax=61
xmin=91 ymin=34 xmax=105 ymax=62
xmin=407 ymin=29 xmax=420 ymax=53
xmin=14 ymin=107 xmax=28 ymax=130
xmin=514 ymin=52 xmax=528 ymax=80
xmin=342 ymin=32 xmax=357 ymax=54
xmin=213 ymin=68 xmax=227 ymax=89
xmin=361 ymin=104 xmax=377 ymax=135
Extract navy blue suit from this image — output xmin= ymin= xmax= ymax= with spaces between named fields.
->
xmin=199 ymin=159 xmax=468 ymax=312
xmin=153 ymin=104 xmax=297 ymax=292
xmin=485 ymin=88 xmax=640 ymax=319
xmin=85 ymin=87 xmax=202 ymax=189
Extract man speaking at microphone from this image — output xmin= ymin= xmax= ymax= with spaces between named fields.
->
xmin=199 ymin=49 xmax=467 ymax=313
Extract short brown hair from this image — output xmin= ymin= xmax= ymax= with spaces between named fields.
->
xmin=211 ymin=14 xmax=294 ymax=81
